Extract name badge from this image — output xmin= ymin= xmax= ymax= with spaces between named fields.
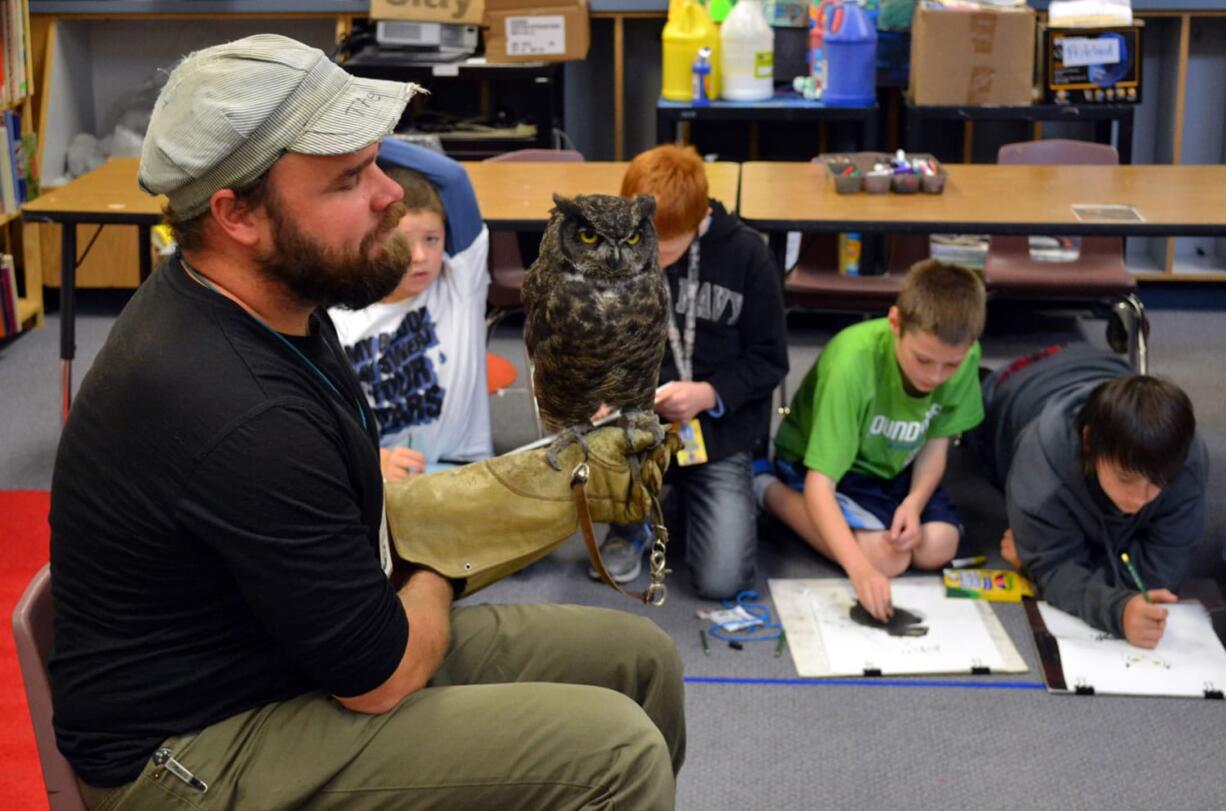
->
xmin=673 ymin=418 xmax=708 ymax=466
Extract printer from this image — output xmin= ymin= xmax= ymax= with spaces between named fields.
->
xmin=375 ymin=20 xmax=480 ymax=62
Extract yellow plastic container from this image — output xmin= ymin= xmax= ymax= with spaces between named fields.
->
xmin=662 ymin=0 xmax=720 ymax=102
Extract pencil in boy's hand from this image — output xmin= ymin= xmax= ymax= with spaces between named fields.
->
xmin=1120 ymin=553 xmax=1152 ymax=603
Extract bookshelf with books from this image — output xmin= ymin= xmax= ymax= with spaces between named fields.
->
xmin=19 ymin=7 xmax=354 ymax=302
xmin=0 ymin=0 xmax=35 ymax=337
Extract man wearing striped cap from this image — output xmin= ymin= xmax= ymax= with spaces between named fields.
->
xmin=48 ymin=34 xmax=683 ymax=809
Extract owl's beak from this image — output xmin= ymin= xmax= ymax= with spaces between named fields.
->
xmin=610 ymin=244 xmax=621 ymax=265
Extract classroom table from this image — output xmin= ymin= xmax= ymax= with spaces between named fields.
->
xmin=460 ymin=161 xmax=741 ymax=226
xmin=21 ymin=158 xmax=163 ymax=421
xmin=739 ymin=161 xmax=1226 ymax=250
xmin=26 ymin=158 xmax=740 ymax=419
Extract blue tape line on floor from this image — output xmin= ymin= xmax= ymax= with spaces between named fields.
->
xmin=685 ymin=676 xmax=1045 ymax=690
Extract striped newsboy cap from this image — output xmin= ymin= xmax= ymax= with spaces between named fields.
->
xmin=139 ymin=34 xmax=422 ymax=219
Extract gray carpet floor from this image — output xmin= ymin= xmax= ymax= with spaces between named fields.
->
xmin=2 ymin=293 xmax=1224 ymax=810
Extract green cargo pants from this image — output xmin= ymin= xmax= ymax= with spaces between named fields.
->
xmin=79 ymin=603 xmax=685 ymax=810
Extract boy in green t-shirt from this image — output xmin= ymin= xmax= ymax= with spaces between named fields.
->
xmin=759 ymin=260 xmax=986 ymax=622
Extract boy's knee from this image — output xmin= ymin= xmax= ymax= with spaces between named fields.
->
xmin=691 ymin=567 xmax=752 ymax=601
xmin=860 ymin=532 xmax=911 ymax=576
xmin=688 ymin=543 xmax=754 ymax=600
xmin=911 ymin=523 xmax=959 ymax=569
xmin=880 ymin=552 xmax=911 ymax=577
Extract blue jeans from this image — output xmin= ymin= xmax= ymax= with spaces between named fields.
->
xmin=609 ymin=451 xmax=757 ymax=600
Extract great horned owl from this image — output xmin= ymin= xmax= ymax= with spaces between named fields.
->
xmin=523 ymin=193 xmax=669 ymax=467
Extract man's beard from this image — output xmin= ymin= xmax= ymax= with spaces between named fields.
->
xmin=255 ymin=198 xmax=411 ymax=310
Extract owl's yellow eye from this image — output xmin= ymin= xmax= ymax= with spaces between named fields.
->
xmin=626 ymin=232 xmax=641 ymax=245
xmin=578 ymin=228 xmax=600 ymax=245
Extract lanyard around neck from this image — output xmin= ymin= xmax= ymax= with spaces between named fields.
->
xmin=665 ymin=240 xmax=700 ymax=382
xmin=180 ymin=257 xmax=368 ymax=432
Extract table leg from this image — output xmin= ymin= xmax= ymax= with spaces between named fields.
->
xmin=769 ymin=231 xmax=788 ymax=271
xmin=904 ymin=105 xmax=920 ymax=154
xmin=1118 ymin=108 xmax=1134 ymax=165
xmin=60 ymin=223 xmax=77 ymax=422
xmin=138 ymin=225 xmax=153 ymax=283
xmin=1095 ymin=119 xmax=1111 ymax=152
xmin=864 ymin=106 xmax=880 ymax=151
xmin=657 ymin=106 xmax=671 ymax=145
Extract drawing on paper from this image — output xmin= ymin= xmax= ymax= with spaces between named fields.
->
xmin=769 ymin=577 xmax=1029 ymax=678
xmin=1036 ymin=600 xmax=1226 ymax=697
xmin=847 ymin=603 xmax=928 ymax=637
xmin=1121 ymin=651 xmax=1172 ymax=670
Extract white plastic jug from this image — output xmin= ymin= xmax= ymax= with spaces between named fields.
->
xmin=720 ymin=0 xmax=774 ymax=101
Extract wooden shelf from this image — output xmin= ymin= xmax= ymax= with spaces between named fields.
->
xmin=0 ymin=95 xmax=31 ymax=113
xmin=1134 ymin=272 xmax=1226 ymax=284
xmin=16 ymin=295 xmax=40 ymax=328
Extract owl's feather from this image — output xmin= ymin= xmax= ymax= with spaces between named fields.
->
xmin=523 ymin=193 xmax=670 ymax=437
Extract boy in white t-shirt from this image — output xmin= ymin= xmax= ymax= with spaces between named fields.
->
xmin=330 ymin=139 xmax=492 ymax=479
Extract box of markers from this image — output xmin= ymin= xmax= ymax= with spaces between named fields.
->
xmin=943 ymin=568 xmax=1035 ymax=603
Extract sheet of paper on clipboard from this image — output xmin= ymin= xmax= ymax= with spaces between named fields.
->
xmin=1025 ymin=599 xmax=1226 ymax=699
xmin=770 ymin=577 xmax=1028 ymax=678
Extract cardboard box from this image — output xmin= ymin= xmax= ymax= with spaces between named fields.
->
xmin=1039 ymin=23 xmax=1142 ymax=104
xmin=370 ymin=0 xmax=485 ymax=26
xmin=909 ymin=3 xmax=1036 ymax=106
xmin=483 ymin=0 xmax=589 ymax=63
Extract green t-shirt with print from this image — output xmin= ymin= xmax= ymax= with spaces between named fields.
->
xmin=774 ymin=318 xmax=983 ymax=481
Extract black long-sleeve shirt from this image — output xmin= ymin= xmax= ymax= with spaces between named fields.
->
xmin=49 ymin=256 xmax=406 ymax=787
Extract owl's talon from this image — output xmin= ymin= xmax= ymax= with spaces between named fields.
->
xmin=545 ymin=426 xmax=593 ymax=471
xmin=621 ymin=410 xmax=667 ymax=451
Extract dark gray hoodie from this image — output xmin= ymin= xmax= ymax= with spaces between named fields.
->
xmin=982 ymin=346 xmax=1209 ymax=637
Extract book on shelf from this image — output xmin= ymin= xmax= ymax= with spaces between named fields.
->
xmin=1 ymin=0 xmax=12 ymax=107
xmin=12 ymin=0 xmax=24 ymax=102
xmin=0 ymin=253 xmax=18 ymax=337
xmin=4 ymin=109 xmax=22 ymax=202
xmin=0 ymin=0 xmax=27 ymax=107
xmin=0 ymin=8 xmax=6 ymax=109
xmin=0 ymin=121 xmax=15 ymax=214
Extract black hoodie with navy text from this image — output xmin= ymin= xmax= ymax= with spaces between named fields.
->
xmin=657 ymin=199 xmax=789 ymax=463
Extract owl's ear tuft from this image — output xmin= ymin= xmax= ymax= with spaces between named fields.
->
xmin=633 ymin=194 xmax=657 ymax=220
xmin=551 ymin=193 xmax=584 ymax=219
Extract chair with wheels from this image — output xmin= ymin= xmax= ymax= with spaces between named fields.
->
xmin=983 ymin=139 xmax=1148 ymax=372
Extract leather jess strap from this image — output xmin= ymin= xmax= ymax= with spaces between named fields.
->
xmin=571 ymin=463 xmax=668 ymax=606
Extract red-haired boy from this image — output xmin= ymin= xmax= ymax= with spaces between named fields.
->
xmin=594 ymin=145 xmax=788 ymax=598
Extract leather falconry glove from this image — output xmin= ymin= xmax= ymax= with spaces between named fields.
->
xmin=384 ymin=425 xmax=680 ymax=603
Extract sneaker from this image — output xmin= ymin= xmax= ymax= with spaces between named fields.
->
xmin=588 ymin=521 xmax=651 ymax=584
